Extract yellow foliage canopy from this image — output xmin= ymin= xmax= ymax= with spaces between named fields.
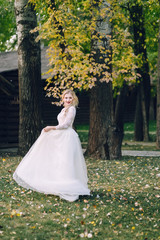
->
xmin=29 ymin=0 xmax=139 ymax=103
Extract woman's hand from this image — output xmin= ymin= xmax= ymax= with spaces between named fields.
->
xmin=43 ymin=126 xmax=56 ymax=132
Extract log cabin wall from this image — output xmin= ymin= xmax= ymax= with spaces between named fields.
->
xmin=0 ymin=70 xmax=19 ymax=147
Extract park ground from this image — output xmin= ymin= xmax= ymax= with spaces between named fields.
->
xmin=0 ymin=121 xmax=160 ymax=240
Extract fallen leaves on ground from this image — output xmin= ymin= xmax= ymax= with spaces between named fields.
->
xmin=0 ymin=155 xmax=160 ymax=239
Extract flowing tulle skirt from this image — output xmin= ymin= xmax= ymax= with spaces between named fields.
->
xmin=13 ymin=128 xmax=90 ymax=202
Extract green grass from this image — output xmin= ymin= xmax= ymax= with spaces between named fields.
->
xmin=149 ymin=120 xmax=156 ymax=132
xmin=0 ymin=155 xmax=160 ymax=240
xmin=76 ymin=120 xmax=157 ymax=135
xmin=77 ymin=131 xmax=89 ymax=144
xmin=123 ymin=121 xmax=157 ymax=146
xmin=76 ymin=125 xmax=89 ymax=131
xmin=123 ymin=133 xmax=156 ymax=143
xmin=124 ymin=121 xmax=156 ymax=133
xmin=124 ymin=122 xmax=135 ymax=132
xmin=122 ymin=142 xmax=157 ymax=151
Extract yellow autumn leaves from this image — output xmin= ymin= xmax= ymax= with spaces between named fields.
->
xmin=28 ymin=0 xmax=141 ymax=103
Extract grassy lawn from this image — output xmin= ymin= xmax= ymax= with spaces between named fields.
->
xmin=124 ymin=121 xmax=156 ymax=133
xmin=123 ymin=121 xmax=157 ymax=144
xmin=122 ymin=142 xmax=157 ymax=151
xmin=1 ymin=155 xmax=160 ymax=239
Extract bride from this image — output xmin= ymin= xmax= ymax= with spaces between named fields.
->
xmin=13 ymin=89 xmax=90 ymax=202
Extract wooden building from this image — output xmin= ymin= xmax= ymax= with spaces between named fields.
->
xmin=0 ymin=48 xmax=89 ymax=148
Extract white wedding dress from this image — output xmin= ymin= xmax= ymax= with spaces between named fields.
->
xmin=13 ymin=106 xmax=90 ymax=202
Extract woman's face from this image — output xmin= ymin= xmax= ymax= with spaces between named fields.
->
xmin=63 ymin=93 xmax=73 ymax=107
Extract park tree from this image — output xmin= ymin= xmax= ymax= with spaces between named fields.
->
xmin=115 ymin=0 xmax=151 ymax=142
xmin=157 ymin=0 xmax=160 ymax=148
xmin=112 ymin=0 xmax=159 ymax=143
xmin=124 ymin=0 xmax=159 ymax=142
xmin=128 ymin=0 xmax=150 ymax=142
xmin=86 ymin=1 xmax=137 ymax=159
xmin=15 ymin=0 xmax=42 ymax=155
xmin=86 ymin=1 xmax=114 ymax=159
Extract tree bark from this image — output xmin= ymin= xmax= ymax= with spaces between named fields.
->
xmin=87 ymin=82 xmax=113 ymax=159
xmin=86 ymin=0 xmax=122 ymax=160
xmin=129 ymin=1 xmax=150 ymax=141
xmin=156 ymin=9 xmax=160 ymax=148
xmin=134 ymin=86 xmax=143 ymax=141
xmin=115 ymin=85 xmax=127 ymax=133
xmin=15 ymin=0 xmax=42 ymax=155
xmin=140 ymin=82 xmax=149 ymax=141
xmin=112 ymin=84 xmax=128 ymax=157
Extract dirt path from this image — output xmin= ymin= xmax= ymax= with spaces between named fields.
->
xmin=122 ymin=150 xmax=160 ymax=157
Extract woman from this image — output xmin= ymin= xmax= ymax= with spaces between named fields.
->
xmin=13 ymin=89 xmax=90 ymax=202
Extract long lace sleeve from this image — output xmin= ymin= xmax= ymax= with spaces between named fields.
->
xmin=55 ymin=106 xmax=76 ymax=130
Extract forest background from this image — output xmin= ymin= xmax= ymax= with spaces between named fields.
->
xmin=0 ymin=0 xmax=160 ymax=159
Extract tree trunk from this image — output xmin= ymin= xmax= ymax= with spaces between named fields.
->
xmin=87 ymin=82 xmax=113 ymax=159
xmin=86 ymin=0 xmax=122 ymax=160
xmin=156 ymin=10 xmax=160 ymax=149
xmin=140 ymin=82 xmax=149 ymax=141
xmin=15 ymin=0 xmax=42 ymax=155
xmin=112 ymin=84 xmax=128 ymax=157
xmin=134 ymin=86 xmax=143 ymax=141
xmin=129 ymin=1 xmax=150 ymax=141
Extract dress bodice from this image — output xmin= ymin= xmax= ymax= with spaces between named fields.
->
xmin=56 ymin=106 xmax=76 ymax=130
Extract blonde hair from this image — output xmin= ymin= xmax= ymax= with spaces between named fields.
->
xmin=62 ymin=89 xmax=79 ymax=107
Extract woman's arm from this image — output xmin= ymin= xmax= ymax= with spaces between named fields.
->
xmin=43 ymin=126 xmax=56 ymax=132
